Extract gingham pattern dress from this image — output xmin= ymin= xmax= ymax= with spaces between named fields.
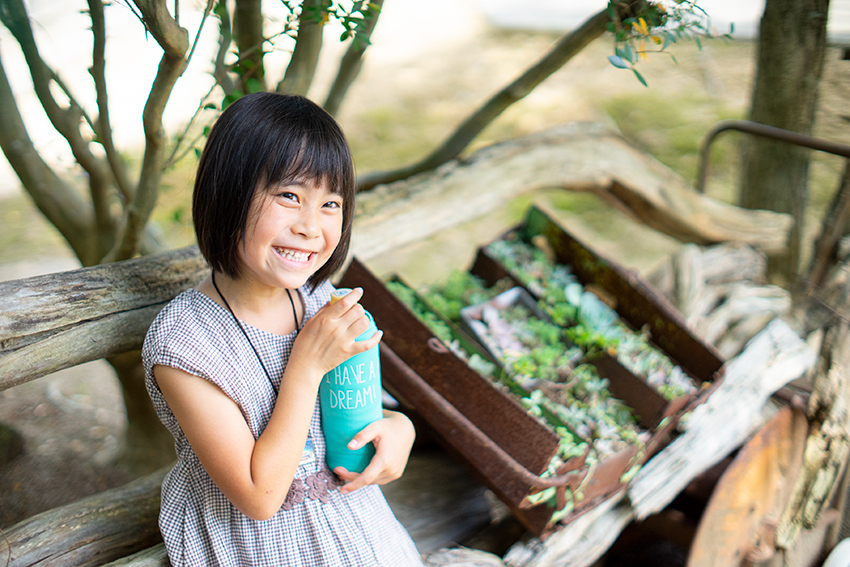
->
xmin=142 ymin=279 xmax=423 ymax=567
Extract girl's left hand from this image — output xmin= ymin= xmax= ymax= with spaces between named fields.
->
xmin=335 ymin=410 xmax=415 ymax=494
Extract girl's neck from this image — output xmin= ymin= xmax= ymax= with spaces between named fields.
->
xmin=198 ymin=272 xmax=301 ymax=335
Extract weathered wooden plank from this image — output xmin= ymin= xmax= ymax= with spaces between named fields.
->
xmin=0 ymin=467 xmax=166 ymax=567
xmin=0 ymin=246 xmax=204 ymax=337
xmin=686 ymin=407 xmax=808 ymax=567
xmin=0 ymin=247 xmax=206 ymax=390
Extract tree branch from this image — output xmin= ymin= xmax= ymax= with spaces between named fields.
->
xmin=88 ymin=0 xmax=133 ymax=204
xmin=276 ymin=0 xmax=326 ymax=96
xmin=356 ymin=6 xmax=612 ymax=191
xmin=0 ymin=53 xmax=97 ymax=265
xmin=323 ymin=0 xmax=383 ymax=116
xmin=0 ymin=0 xmax=118 ymax=257
xmin=212 ymin=0 xmax=235 ymax=95
xmin=106 ymin=0 xmax=189 ymax=262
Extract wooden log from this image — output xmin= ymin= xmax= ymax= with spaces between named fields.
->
xmin=100 ymin=545 xmax=168 ymax=567
xmin=353 ymin=123 xmax=792 ymax=263
xmin=686 ymin=407 xmax=808 ymax=567
xmin=646 ymin=242 xmax=780 ymax=358
xmin=0 ymin=246 xmax=206 ymax=391
xmin=502 ymin=319 xmax=816 ymax=567
xmin=0 ymin=467 xmax=166 ymax=567
xmin=776 ymin=319 xmax=850 ymax=548
xmin=698 ymin=284 xmax=791 ymax=345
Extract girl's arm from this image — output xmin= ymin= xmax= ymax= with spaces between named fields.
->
xmin=334 ymin=409 xmax=416 ymax=494
xmin=154 ymin=288 xmax=380 ymax=521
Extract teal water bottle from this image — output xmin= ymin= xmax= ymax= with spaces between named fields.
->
xmin=320 ymin=289 xmax=383 ymax=473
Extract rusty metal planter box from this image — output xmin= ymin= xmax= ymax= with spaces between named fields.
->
xmin=338 ymin=206 xmax=724 ymax=536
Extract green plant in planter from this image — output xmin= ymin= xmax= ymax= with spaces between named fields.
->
xmin=386 ymin=280 xmax=497 ymax=379
xmin=487 ymin=237 xmax=698 ymax=401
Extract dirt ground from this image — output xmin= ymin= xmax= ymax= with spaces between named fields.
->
xmin=1 ymin=10 xmax=849 ymax=539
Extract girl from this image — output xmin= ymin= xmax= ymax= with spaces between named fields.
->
xmin=142 ymin=92 xmax=423 ymax=566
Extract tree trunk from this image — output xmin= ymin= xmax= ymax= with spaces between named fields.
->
xmin=276 ymin=0 xmax=325 ymax=96
xmin=323 ymin=0 xmax=384 ymax=116
xmin=107 ymin=351 xmax=175 ymax=474
xmin=738 ymin=0 xmax=830 ymax=283
xmin=233 ymin=0 xmax=265 ymax=93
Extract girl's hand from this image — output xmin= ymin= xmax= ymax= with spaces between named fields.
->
xmin=288 ymin=287 xmax=382 ymax=380
xmin=335 ymin=410 xmax=415 ymax=493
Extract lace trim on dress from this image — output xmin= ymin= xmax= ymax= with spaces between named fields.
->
xmin=281 ymin=470 xmax=342 ymax=511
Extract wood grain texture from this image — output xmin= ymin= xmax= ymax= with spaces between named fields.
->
xmin=0 ymin=467 xmax=167 ymax=567
xmin=0 ymin=246 xmax=206 ymax=390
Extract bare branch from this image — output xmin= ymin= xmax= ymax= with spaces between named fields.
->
xmin=0 ymin=0 xmax=117 ymax=258
xmin=0 ymin=53 xmax=97 ymax=265
xmin=323 ymin=0 xmax=384 ymax=116
xmin=50 ymin=70 xmax=97 ymax=134
xmin=88 ymin=0 xmax=133 ymax=203
xmin=276 ymin=0 xmax=325 ymax=96
xmin=186 ymin=0 xmax=216 ymax=68
xmin=212 ymin=0 xmax=235 ymax=94
xmin=163 ymin=82 xmax=216 ymax=170
xmin=162 ymin=0 xmax=216 ymax=169
xmin=356 ymin=6 xmax=612 ymax=191
xmin=106 ymin=0 xmax=189 ymax=262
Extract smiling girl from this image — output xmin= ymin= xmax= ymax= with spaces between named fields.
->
xmin=142 ymin=93 xmax=422 ymax=566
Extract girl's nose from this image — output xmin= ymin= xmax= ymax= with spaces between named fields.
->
xmin=292 ymin=208 xmax=321 ymax=238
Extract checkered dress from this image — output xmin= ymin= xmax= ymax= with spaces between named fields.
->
xmin=142 ymin=280 xmax=423 ymax=567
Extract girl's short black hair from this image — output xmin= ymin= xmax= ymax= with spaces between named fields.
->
xmin=192 ymin=92 xmax=355 ymax=289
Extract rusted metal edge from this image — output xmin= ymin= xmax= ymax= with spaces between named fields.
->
xmin=380 ymin=343 xmax=588 ymax=490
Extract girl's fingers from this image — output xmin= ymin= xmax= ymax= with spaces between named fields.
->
xmin=336 ymin=414 xmax=412 ymax=494
xmin=338 ymin=461 xmax=382 ymax=494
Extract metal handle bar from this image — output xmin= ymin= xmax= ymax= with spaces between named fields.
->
xmin=696 ymin=119 xmax=850 ymax=194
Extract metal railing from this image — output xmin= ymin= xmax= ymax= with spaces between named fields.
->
xmin=696 ymin=119 xmax=850 ymax=194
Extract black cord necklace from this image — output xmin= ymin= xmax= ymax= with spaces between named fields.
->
xmin=210 ymin=272 xmax=301 ymax=394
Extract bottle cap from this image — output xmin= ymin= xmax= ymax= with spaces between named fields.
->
xmin=330 ymin=288 xmax=352 ymax=305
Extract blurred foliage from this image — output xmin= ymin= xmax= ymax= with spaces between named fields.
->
xmin=604 ymin=91 xmax=741 ymax=200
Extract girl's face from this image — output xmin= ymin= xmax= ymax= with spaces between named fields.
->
xmin=238 ymin=178 xmax=343 ymax=291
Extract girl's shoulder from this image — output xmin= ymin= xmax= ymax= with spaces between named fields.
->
xmin=143 ymin=289 xmax=228 ymax=359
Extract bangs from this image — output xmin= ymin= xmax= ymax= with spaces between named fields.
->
xmin=263 ymin=129 xmax=352 ymax=196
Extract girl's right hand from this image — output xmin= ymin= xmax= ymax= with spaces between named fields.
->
xmin=287 ymin=287 xmax=383 ymax=381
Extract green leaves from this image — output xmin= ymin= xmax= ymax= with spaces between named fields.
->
xmin=605 ymin=0 xmax=722 ymax=86
xmin=608 ymin=55 xmax=629 ymax=69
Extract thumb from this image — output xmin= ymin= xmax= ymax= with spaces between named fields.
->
xmin=347 ymin=421 xmax=381 ymax=450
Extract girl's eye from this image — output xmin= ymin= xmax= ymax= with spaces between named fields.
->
xmin=323 ymin=200 xmax=342 ymax=209
xmin=278 ymin=191 xmax=298 ymax=202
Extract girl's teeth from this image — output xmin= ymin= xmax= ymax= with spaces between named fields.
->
xmin=276 ymin=248 xmax=309 ymax=262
